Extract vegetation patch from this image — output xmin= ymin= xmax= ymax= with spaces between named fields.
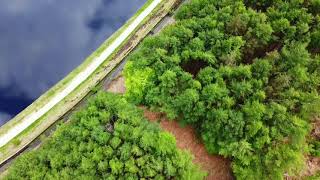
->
xmin=124 ymin=0 xmax=320 ymax=179
xmin=4 ymin=93 xmax=205 ymax=179
xmin=0 ymin=0 xmax=176 ymax=165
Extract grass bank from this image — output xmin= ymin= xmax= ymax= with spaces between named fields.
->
xmin=0 ymin=0 xmax=178 ymax=165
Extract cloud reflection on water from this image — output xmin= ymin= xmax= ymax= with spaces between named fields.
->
xmin=0 ymin=111 xmax=11 ymax=126
xmin=0 ymin=0 xmax=146 ymax=123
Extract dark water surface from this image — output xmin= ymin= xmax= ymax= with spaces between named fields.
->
xmin=0 ymin=0 xmax=146 ymax=126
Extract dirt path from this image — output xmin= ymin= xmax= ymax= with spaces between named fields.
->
xmin=105 ymin=76 xmax=233 ymax=179
xmin=144 ymin=109 xmax=233 ymax=180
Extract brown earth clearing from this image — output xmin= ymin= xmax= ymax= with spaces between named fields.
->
xmin=143 ymin=109 xmax=233 ymax=180
xmin=105 ymin=75 xmax=233 ymax=179
xmin=104 ymin=76 xmax=126 ymax=94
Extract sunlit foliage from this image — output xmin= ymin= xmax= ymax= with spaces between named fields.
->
xmin=124 ymin=0 xmax=320 ymax=179
xmin=5 ymin=93 xmax=205 ymax=179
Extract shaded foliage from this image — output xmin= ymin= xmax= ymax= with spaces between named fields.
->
xmin=309 ymin=138 xmax=320 ymax=157
xmin=5 ymin=93 xmax=205 ymax=180
xmin=124 ymin=0 xmax=320 ymax=179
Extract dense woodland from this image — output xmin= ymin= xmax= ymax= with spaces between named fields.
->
xmin=124 ymin=0 xmax=320 ymax=179
xmin=5 ymin=93 xmax=205 ymax=179
xmin=4 ymin=0 xmax=320 ymax=179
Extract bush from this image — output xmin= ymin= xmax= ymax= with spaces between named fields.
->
xmin=124 ymin=0 xmax=320 ymax=179
xmin=309 ymin=138 xmax=320 ymax=157
xmin=5 ymin=92 xmax=206 ymax=179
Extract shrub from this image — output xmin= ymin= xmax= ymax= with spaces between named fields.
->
xmin=124 ymin=0 xmax=320 ymax=179
xmin=5 ymin=93 xmax=206 ymax=179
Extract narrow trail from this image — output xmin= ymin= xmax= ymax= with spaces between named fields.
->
xmin=105 ymin=76 xmax=233 ymax=179
xmin=0 ymin=0 xmax=162 ymax=148
xmin=144 ymin=109 xmax=233 ymax=180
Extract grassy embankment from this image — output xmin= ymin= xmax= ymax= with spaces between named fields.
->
xmin=0 ymin=0 xmax=178 ymax=165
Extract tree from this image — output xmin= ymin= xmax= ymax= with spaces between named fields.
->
xmin=124 ymin=0 xmax=320 ymax=179
xmin=5 ymin=93 xmax=206 ymax=179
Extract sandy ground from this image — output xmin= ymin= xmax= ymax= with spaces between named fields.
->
xmin=105 ymin=76 xmax=233 ymax=179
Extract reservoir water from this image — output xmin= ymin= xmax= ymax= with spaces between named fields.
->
xmin=0 ymin=0 xmax=147 ymax=126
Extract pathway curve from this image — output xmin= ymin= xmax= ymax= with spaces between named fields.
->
xmin=144 ymin=109 xmax=233 ymax=180
xmin=105 ymin=76 xmax=233 ymax=179
xmin=0 ymin=0 xmax=162 ymax=148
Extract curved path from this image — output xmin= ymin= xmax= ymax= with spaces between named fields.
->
xmin=0 ymin=0 xmax=162 ymax=148
xmin=105 ymin=77 xmax=233 ymax=179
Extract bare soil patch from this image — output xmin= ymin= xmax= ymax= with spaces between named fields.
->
xmin=304 ymin=156 xmax=320 ymax=177
xmin=301 ymin=119 xmax=320 ymax=178
xmin=105 ymin=76 xmax=126 ymax=94
xmin=143 ymin=109 xmax=233 ymax=180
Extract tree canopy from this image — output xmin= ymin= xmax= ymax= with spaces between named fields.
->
xmin=124 ymin=0 xmax=320 ymax=179
xmin=5 ymin=93 xmax=205 ymax=180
